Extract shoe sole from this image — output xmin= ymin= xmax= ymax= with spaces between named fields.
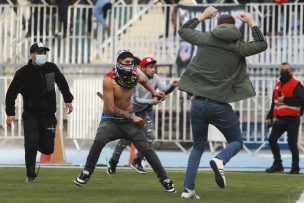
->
xmin=106 ymin=164 xmax=116 ymax=175
xmin=181 ymin=192 xmax=200 ymax=199
xmin=265 ymin=168 xmax=284 ymax=173
xmin=166 ymin=188 xmax=177 ymax=193
xmin=25 ymin=180 xmax=35 ymax=183
xmin=106 ymin=169 xmax=115 ymax=175
xmin=130 ymin=164 xmax=147 ymax=174
xmin=210 ymin=160 xmax=225 ymax=189
xmin=73 ymin=179 xmax=86 ymax=187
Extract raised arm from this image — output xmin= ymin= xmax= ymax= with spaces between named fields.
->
xmin=154 ymin=74 xmax=179 ymax=94
xmin=178 ymin=6 xmax=218 ymax=45
xmin=239 ymin=12 xmax=268 ymax=56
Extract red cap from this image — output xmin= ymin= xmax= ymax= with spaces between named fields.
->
xmin=140 ymin=57 xmax=157 ymax=68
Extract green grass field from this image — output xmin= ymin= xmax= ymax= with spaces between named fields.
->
xmin=1 ymin=167 xmax=304 ymax=203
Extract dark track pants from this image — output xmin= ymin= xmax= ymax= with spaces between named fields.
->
xmin=22 ymin=112 xmax=57 ymax=177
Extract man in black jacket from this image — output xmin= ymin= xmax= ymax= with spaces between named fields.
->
xmin=265 ymin=62 xmax=304 ymax=174
xmin=5 ymin=42 xmax=74 ymax=183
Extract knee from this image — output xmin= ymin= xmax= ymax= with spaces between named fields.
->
xmin=94 ymin=139 xmax=108 ymax=148
xmin=135 ymin=142 xmax=152 ymax=154
xmin=235 ymin=140 xmax=243 ymax=151
xmin=288 ymin=141 xmax=298 ymax=150
xmin=39 ymin=146 xmax=54 ymax=155
xmin=42 ymin=148 xmax=54 ymax=155
xmin=192 ymin=141 xmax=207 ymax=150
xmin=268 ymin=136 xmax=277 ymax=144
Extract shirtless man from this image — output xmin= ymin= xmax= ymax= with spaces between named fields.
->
xmin=73 ymin=49 xmax=176 ymax=193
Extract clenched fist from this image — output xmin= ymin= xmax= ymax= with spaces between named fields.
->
xmin=197 ymin=6 xmax=218 ymax=22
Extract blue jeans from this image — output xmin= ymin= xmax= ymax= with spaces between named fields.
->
xmin=184 ymin=98 xmax=243 ymax=190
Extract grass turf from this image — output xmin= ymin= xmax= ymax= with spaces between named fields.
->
xmin=1 ymin=167 xmax=304 ymax=203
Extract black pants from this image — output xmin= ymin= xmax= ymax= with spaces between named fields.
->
xmin=268 ymin=116 xmax=300 ymax=165
xmin=22 ymin=112 xmax=57 ymax=177
xmin=84 ymin=118 xmax=168 ymax=181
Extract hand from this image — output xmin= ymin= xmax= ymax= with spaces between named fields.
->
xmin=65 ymin=103 xmax=73 ymax=114
xmin=152 ymin=97 xmax=161 ymax=105
xmin=105 ymin=25 xmax=111 ymax=35
xmin=278 ymin=93 xmax=285 ymax=103
xmin=6 ymin=116 xmax=15 ymax=125
xmin=171 ymin=80 xmax=179 ymax=87
xmin=154 ymin=91 xmax=166 ymax=101
xmin=265 ymin=119 xmax=272 ymax=127
xmin=197 ymin=6 xmax=218 ymax=22
xmin=131 ymin=115 xmax=145 ymax=128
xmin=240 ymin=12 xmax=256 ymax=27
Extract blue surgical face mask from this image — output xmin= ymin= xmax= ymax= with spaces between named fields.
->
xmin=35 ymin=55 xmax=47 ymax=66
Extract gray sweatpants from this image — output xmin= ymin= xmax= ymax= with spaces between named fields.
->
xmin=84 ymin=118 xmax=168 ymax=180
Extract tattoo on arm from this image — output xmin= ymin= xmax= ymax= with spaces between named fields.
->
xmin=113 ymin=106 xmax=134 ymax=120
xmin=140 ymin=78 xmax=157 ymax=96
xmin=140 ymin=78 xmax=148 ymax=84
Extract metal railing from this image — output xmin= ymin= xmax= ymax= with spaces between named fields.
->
xmin=1 ymin=65 xmax=304 ymax=152
xmin=1 ymin=3 xmax=303 ymax=65
xmin=245 ymin=3 xmax=304 ymax=64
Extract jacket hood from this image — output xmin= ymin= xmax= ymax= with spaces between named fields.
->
xmin=211 ymin=24 xmax=241 ymax=42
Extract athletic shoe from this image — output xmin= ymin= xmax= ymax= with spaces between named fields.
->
xmin=181 ymin=188 xmax=200 ymax=199
xmin=74 ymin=170 xmax=90 ymax=186
xmin=210 ymin=157 xmax=226 ymax=188
xmin=107 ymin=161 xmax=117 ymax=175
xmin=25 ymin=166 xmax=39 ymax=183
xmin=160 ymin=179 xmax=176 ymax=193
xmin=265 ymin=162 xmax=284 ymax=173
xmin=25 ymin=176 xmax=36 ymax=183
xmin=130 ymin=162 xmax=147 ymax=174
xmin=290 ymin=163 xmax=300 ymax=174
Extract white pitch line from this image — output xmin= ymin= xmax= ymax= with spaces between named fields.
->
xmin=296 ymin=191 xmax=304 ymax=203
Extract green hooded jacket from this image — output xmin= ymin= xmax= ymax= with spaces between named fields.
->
xmin=178 ymin=18 xmax=268 ymax=103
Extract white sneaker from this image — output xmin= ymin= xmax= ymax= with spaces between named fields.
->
xmin=210 ymin=157 xmax=226 ymax=188
xmin=25 ymin=177 xmax=36 ymax=183
xmin=181 ymin=188 xmax=200 ymax=199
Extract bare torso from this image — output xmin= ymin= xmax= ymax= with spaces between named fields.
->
xmin=103 ymin=76 xmax=134 ymax=113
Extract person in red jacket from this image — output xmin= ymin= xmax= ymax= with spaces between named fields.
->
xmin=265 ymin=62 xmax=304 ymax=174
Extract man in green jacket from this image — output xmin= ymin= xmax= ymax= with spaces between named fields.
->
xmin=178 ymin=6 xmax=267 ymax=199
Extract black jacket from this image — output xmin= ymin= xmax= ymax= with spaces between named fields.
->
xmin=266 ymin=79 xmax=304 ymax=119
xmin=5 ymin=60 xmax=74 ymax=117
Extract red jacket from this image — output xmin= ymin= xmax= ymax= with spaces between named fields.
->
xmin=275 ymin=0 xmax=288 ymax=3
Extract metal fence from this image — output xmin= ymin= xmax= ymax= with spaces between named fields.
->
xmin=1 ymin=65 xmax=304 ymax=152
xmin=0 ymin=3 xmax=303 ymax=65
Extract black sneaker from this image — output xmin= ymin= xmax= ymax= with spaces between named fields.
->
xmin=130 ymin=162 xmax=147 ymax=174
xmin=265 ymin=162 xmax=284 ymax=173
xmin=107 ymin=161 xmax=117 ymax=175
xmin=25 ymin=166 xmax=39 ymax=183
xmin=74 ymin=170 xmax=90 ymax=186
xmin=290 ymin=163 xmax=300 ymax=174
xmin=160 ymin=179 xmax=176 ymax=193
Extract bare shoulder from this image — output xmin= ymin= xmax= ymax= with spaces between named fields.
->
xmin=103 ymin=76 xmax=113 ymax=88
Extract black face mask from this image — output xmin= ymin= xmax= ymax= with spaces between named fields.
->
xmin=280 ymin=71 xmax=292 ymax=83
